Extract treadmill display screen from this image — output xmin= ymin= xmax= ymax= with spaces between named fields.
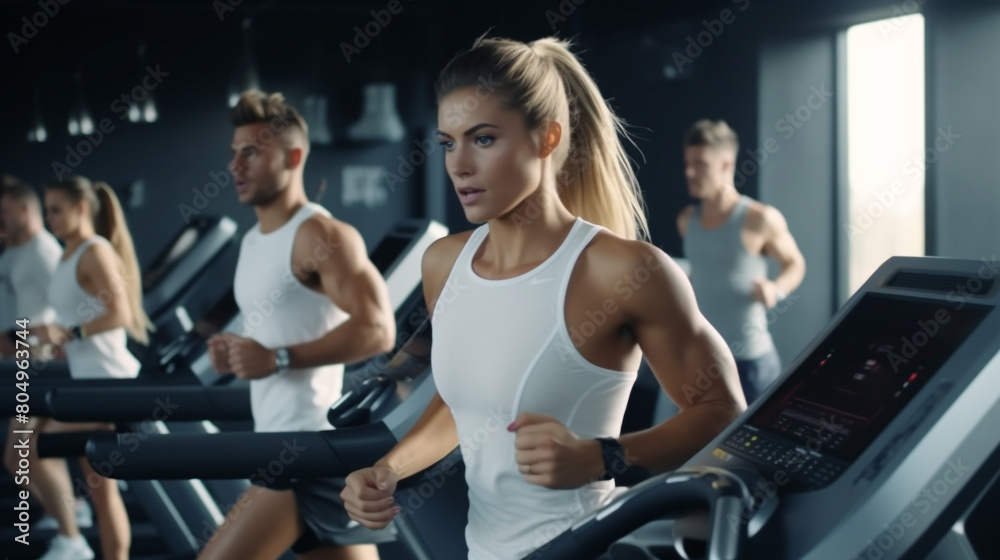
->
xmin=748 ymin=293 xmax=990 ymax=462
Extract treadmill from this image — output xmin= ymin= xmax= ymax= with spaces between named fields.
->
xmin=524 ymin=256 xmax=1000 ymax=560
xmin=0 ymin=214 xmax=239 ymax=398
xmin=87 ymin=302 xmax=470 ymax=560
xmin=51 ymin=219 xmax=449 ymax=559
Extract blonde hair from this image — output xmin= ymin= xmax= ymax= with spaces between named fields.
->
xmin=47 ymin=176 xmax=151 ymax=344
xmin=684 ymin=119 xmax=739 ymax=155
xmin=435 ymin=36 xmax=648 ymax=241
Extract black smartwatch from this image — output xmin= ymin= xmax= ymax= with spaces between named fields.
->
xmin=596 ymin=437 xmax=628 ymax=481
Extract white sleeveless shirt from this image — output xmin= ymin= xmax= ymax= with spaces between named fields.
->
xmin=233 ymin=203 xmax=349 ymax=433
xmin=0 ymin=229 xmax=62 ymax=327
xmin=47 ymin=236 xmax=140 ymax=379
xmin=432 ymin=218 xmax=639 ymax=559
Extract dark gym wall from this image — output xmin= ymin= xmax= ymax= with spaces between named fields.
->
xmin=0 ymin=1 xmax=764 ymax=266
xmin=4 ymin=0 xmax=998 ymax=359
xmin=757 ymin=34 xmax=837 ymax=367
xmin=925 ymin=1 xmax=1000 ymax=260
xmin=0 ymin=4 xmax=437 ymax=267
xmin=586 ymin=20 xmax=760 ymax=257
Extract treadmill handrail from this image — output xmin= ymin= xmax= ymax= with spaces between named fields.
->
xmin=86 ymin=422 xmax=398 ymax=480
xmin=47 ymin=385 xmax=251 ymax=422
xmin=521 ymin=468 xmax=753 ymax=560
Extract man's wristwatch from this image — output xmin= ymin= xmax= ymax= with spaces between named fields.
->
xmin=70 ymin=325 xmax=86 ymax=340
xmin=596 ymin=437 xmax=627 ymax=481
xmin=274 ymin=348 xmax=291 ymax=373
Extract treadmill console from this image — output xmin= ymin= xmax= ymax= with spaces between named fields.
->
xmin=721 ymin=293 xmax=989 ymax=490
xmin=329 ymin=315 xmax=432 ymax=428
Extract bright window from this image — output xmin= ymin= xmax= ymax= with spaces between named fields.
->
xmin=845 ymin=14 xmax=925 ymax=295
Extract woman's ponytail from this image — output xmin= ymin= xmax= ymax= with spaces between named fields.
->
xmin=92 ymin=182 xmax=151 ymax=344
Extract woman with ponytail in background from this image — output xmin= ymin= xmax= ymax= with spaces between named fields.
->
xmin=28 ymin=176 xmax=149 ymax=560
xmin=341 ymin=37 xmax=747 ymax=559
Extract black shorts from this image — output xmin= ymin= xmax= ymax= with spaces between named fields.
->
xmin=271 ymin=477 xmax=398 ymax=554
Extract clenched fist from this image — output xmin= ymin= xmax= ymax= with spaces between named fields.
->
xmin=340 ymin=465 xmax=402 ymax=529
xmin=750 ymin=278 xmax=780 ymax=309
xmin=508 ymin=412 xmax=604 ymax=489
xmin=207 ymin=334 xmax=233 ymax=374
xmin=209 ymin=334 xmax=277 ymax=379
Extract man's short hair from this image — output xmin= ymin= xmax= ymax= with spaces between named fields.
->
xmin=684 ymin=119 xmax=739 ymax=155
xmin=0 ymin=181 xmax=40 ymax=209
xmin=230 ymin=90 xmax=309 ymax=143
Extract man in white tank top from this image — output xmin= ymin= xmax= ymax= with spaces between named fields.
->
xmin=197 ymin=91 xmax=396 ymax=560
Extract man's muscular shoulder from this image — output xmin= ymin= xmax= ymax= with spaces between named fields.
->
xmin=295 ymin=214 xmax=360 ymax=253
xmin=743 ymin=200 xmax=788 ymax=238
xmin=291 ymin=213 xmax=363 ymax=283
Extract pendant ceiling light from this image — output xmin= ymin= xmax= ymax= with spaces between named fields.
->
xmin=27 ymin=85 xmax=47 ymax=143
xmin=67 ymin=70 xmax=93 ymax=136
xmin=346 ymin=82 xmax=405 ymax=143
xmin=128 ymin=42 xmax=158 ymax=123
xmin=228 ymin=17 xmax=261 ymax=107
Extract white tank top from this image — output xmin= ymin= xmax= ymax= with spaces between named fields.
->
xmin=0 ymin=230 xmax=62 ymax=327
xmin=233 ymin=203 xmax=349 ymax=433
xmin=47 ymin=236 xmax=140 ymax=379
xmin=433 ymin=218 xmax=639 ymax=560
